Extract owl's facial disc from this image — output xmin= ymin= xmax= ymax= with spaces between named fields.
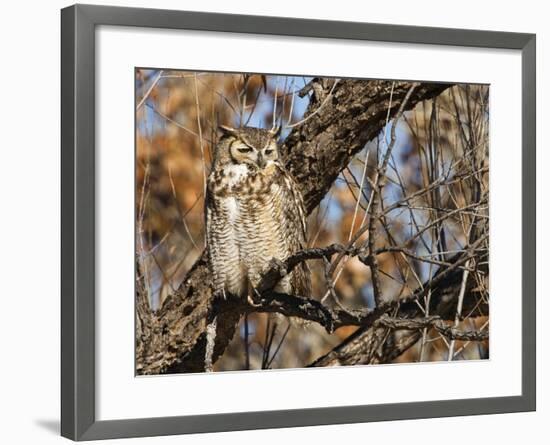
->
xmin=229 ymin=139 xmax=278 ymax=170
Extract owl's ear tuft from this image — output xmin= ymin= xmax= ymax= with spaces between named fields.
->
xmin=269 ymin=126 xmax=282 ymax=138
xmin=219 ymin=125 xmax=239 ymax=137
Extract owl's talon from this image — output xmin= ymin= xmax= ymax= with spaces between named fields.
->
xmin=247 ymin=289 xmax=263 ymax=307
xmin=213 ymin=289 xmax=227 ymax=301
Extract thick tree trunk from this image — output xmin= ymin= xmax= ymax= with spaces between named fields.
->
xmin=136 ymin=79 xmax=452 ymax=375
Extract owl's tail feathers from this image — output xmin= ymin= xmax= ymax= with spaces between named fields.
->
xmin=289 ymin=260 xmax=312 ymax=318
xmin=293 ymin=261 xmax=312 ymax=299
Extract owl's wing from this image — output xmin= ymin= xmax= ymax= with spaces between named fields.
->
xmin=275 ymin=164 xmax=312 ymax=298
xmin=204 ymin=177 xmax=234 ymax=254
xmin=204 ymin=185 xmax=220 ymax=288
xmin=205 ymin=180 xmax=247 ymax=297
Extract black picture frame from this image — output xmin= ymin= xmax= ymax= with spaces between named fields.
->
xmin=61 ymin=3 xmax=536 ymax=441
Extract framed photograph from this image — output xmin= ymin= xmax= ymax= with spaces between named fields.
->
xmin=61 ymin=4 xmax=536 ymax=441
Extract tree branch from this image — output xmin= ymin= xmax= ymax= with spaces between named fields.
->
xmin=376 ymin=314 xmax=488 ymax=341
xmin=310 ymin=242 xmax=488 ymax=368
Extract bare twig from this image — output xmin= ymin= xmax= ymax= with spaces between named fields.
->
xmin=136 ymin=70 xmax=163 ymax=110
xmin=376 ymin=314 xmax=488 ymax=341
xmin=285 ymin=79 xmax=339 ymax=129
xmin=448 ymin=259 xmax=472 ymax=359
xmin=193 ymin=73 xmax=208 ymax=197
xmin=366 ymin=83 xmax=419 ymax=306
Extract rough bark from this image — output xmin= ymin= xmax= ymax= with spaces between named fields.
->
xmin=136 ymin=79 xmax=452 ymax=375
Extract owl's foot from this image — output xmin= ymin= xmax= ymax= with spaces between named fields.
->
xmin=212 ymin=289 xmax=228 ymax=301
xmin=247 ymin=288 xmax=263 ymax=308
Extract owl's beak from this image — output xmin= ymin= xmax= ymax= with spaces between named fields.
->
xmin=256 ymin=153 xmax=267 ymax=168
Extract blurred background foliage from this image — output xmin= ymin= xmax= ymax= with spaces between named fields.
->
xmin=136 ymin=69 xmax=489 ymax=371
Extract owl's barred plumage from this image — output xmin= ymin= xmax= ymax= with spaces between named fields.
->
xmin=205 ymin=126 xmax=311 ymax=305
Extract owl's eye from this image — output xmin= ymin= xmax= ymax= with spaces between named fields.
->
xmin=237 ymin=147 xmax=253 ymax=153
xmin=264 ymin=149 xmax=274 ymax=155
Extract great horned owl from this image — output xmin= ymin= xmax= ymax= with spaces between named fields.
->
xmin=205 ymin=125 xmax=311 ymax=304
